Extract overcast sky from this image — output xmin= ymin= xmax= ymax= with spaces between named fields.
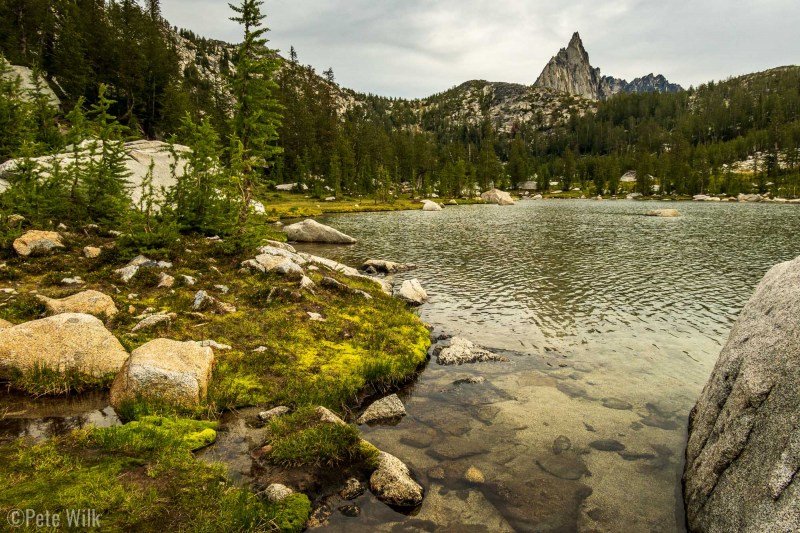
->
xmin=160 ymin=0 xmax=800 ymax=99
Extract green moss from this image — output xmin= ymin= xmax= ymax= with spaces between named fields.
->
xmin=0 ymin=418 xmax=309 ymax=532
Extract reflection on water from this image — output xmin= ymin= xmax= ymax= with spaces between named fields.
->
xmin=0 ymin=391 xmax=120 ymax=443
xmin=296 ymin=200 xmax=800 ymax=532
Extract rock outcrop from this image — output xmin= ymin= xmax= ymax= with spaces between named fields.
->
xmin=110 ymin=338 xmax=214 ymax=409
xmin=12 ymin=230 xmax=64 ymax=257
xmin=481 ymin=189 xmax=516 ymax=205
xmin=38 ymin=290 xmax=118 ymax=318
xmin=0 ymin=65 xmax=60 ymax=107
xmin=684 ymin=256 xmax=800 ymax=532
xmin=0 ymin=313 xmax=128 ymax=379
xmin=0 ymin=141 xmax=190 ymax=206
xmin=369 ymin=451 xmax=424 ymax=508
xmin=283 ymin=219 xmax=356 ymax=244
xmin=362 ymin=259 xmax=416 ymax=274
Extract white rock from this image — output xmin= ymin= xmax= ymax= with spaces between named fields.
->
xmin=283 ymin=219 xmax=356 ymax=244
xmin=480 ymin=189 xmax=516 ymax=206
xmin=422 ymin=200 xmax=442 ymax=211
xmin=395 ymin=279 xmax=428 ymax=306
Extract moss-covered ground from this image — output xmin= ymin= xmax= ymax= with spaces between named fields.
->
xmin=0 ymin=217 xmax=430 ymax=531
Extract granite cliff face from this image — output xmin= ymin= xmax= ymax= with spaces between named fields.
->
xmin=535 ymin=32 xmax=683 ymax=100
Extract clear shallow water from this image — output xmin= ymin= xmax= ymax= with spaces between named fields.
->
xmin=296 ymin=200 xmax=800 ymax=532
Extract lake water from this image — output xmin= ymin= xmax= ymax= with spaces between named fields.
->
xmin=296 ymin=200 xmax=800 ymax=532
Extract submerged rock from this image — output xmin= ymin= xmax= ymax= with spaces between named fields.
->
xmin=437 ymin=337 xmax=508 ymax=366
xmin=38 ymin=290 xmax=118 ymax=318
xmin=340 ymin=478 xmax=366 ymax=500
xmin=110 ymin=339 xmax=214 ymax=409
xmin=369 ymin=451 xmax=424 ymax=508
xmin=480 ymin=189 xmax=516 ymax=206
xmin=283 ymin=219 xmax=356 ymax=244
xmin=362 ymin=259 xmax=417 ymax=274
xmin=464 ymin=466 xmax=486 ymax=484
xmin=646 ymin=209 xmax=681 ymax=218
xmin=589 ymin=439 xmax=626 ymax=452
xmin=13 ymin=230 xmax=64 ymax=257
xmin=684 ymin=255 xmax=800 ymax=533
xmin=356 ymin=394 xmax=406 ymax=424
xmin=0 ymin=313 xmax=128 ymax=379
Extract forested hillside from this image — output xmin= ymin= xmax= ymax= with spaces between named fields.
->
xmin=1 ymin=0 xmax=799 ymax=200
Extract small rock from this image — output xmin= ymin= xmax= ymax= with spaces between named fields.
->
xmin=427 ymin=466 xmax=446 ymax=481
xmin=422 ymin=200 xmax=442 ymax=211
xmin=262 ymin=483 xmax=293 ymax=503
xmin=181 ymin=275 xmax=197 ymax=286
xmin=464 ymin=466 xmax=486 ymax=484
xmin=131 ymin=314 xmax=172 ymax=332
xmin=453 ymin=376 xmax=486 ymax=385
xmin=362 ymin=259 xmax=417 ymax=274
xmin=197 ymin=340 xmax=232 ymax=351
xmin=38 ymin=290 xmax=118 ymax=318
xmin=13 ymin=230 xmax=65 ymax=257
xmin=214 ymin=284 xmax=230 ymax=294
xmin=437 ymin=337 xmax=508 ymax=366
xmin=157 ymin=273 xmax=175 ymax=288
xmin=316 ymin=406 xmax=346 ymax=425
xmin=356 ymin=394 xmax=406 ymax=424
xmin=646 ymin=209 xmax=681 ymax=218
xmin=61 ymin=277 xmax=85 ymax=286
xmin=340 ymin=478 xmax=366 ymax=500
xmin=300 ymin=276 xmax=315 ymax=292
xmin=307 ymin=312 xmax=326 ymax=322
xmin=395 ymin=279 xmax=428 ymax=306
xmin=7 ymin=214 xmax=25 ymax=226
xmin=83 ymin=246 xmax=102 ymax=259
xmin=369 ymin=451 xmax=424 ymax=508
xmin=257 ymin=406 xmax=290 ymax=422
xmin=553 ymin=435 xmax=572 ymax=455
xmin=114 ymin=265 xmax=139 ymax=283
xmin=338 ymin=505 xmax=360 ymax=518
xmin=589 ymin=439 xmax=626 ymax=452
xmin=253 ymin=346 xmax=268 ymax=353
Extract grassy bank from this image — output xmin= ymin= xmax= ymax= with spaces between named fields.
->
xmin=0 ymin=222 xmax=430 ymax=531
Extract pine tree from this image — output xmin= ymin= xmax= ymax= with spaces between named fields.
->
xmin=228 ymin=0 xmax=283 ymax=229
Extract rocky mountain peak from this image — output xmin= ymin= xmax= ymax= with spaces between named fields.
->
xmin=534 ymin=32 xmax=683 ymax=100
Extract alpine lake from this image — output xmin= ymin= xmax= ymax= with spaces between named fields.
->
xmin=4 ymin=199 xmax=800 ymax=532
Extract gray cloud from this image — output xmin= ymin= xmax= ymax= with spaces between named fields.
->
xmin=160 ymin=0 xmax=800 ymax=98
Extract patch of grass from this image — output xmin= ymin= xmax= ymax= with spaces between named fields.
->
xmin=0 ymin=292 xmax=45 ymax=323
xmin=265 ymin=407 xmax=376 ymax=468
xmin=9 ymin=363 xmax=114 ymax=397
xmin=0 ymin=417 xmax=311 ymax=532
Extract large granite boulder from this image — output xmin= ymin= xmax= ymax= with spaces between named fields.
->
xmin=38 ymin=290 xmax=118 ymax=318
xmin=12 ymin=230 xmax=64 ymax=257
xmin=422 ymin=200 xmax=442 ymax=211
xmin=369 ymin=451 xmax=424 ymax=508
xmin=0 ymin=313 xmax=128 ymax=379
xmin=283 ymin=219 xmax=356 ymax=244
xmin=110 ymin=339 xmax=214 ymax=409
xmin=684 ymin=256 xmax=800 ymax=532
xmin=480 ymin=189 xmax=515 ymax=206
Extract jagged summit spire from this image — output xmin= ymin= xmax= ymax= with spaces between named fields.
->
xmin=534 ymin=32 xmax=683 ymax=100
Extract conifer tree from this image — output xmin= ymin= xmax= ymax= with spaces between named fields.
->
xmin=228 ymin=0 xmax=283 ymax=229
